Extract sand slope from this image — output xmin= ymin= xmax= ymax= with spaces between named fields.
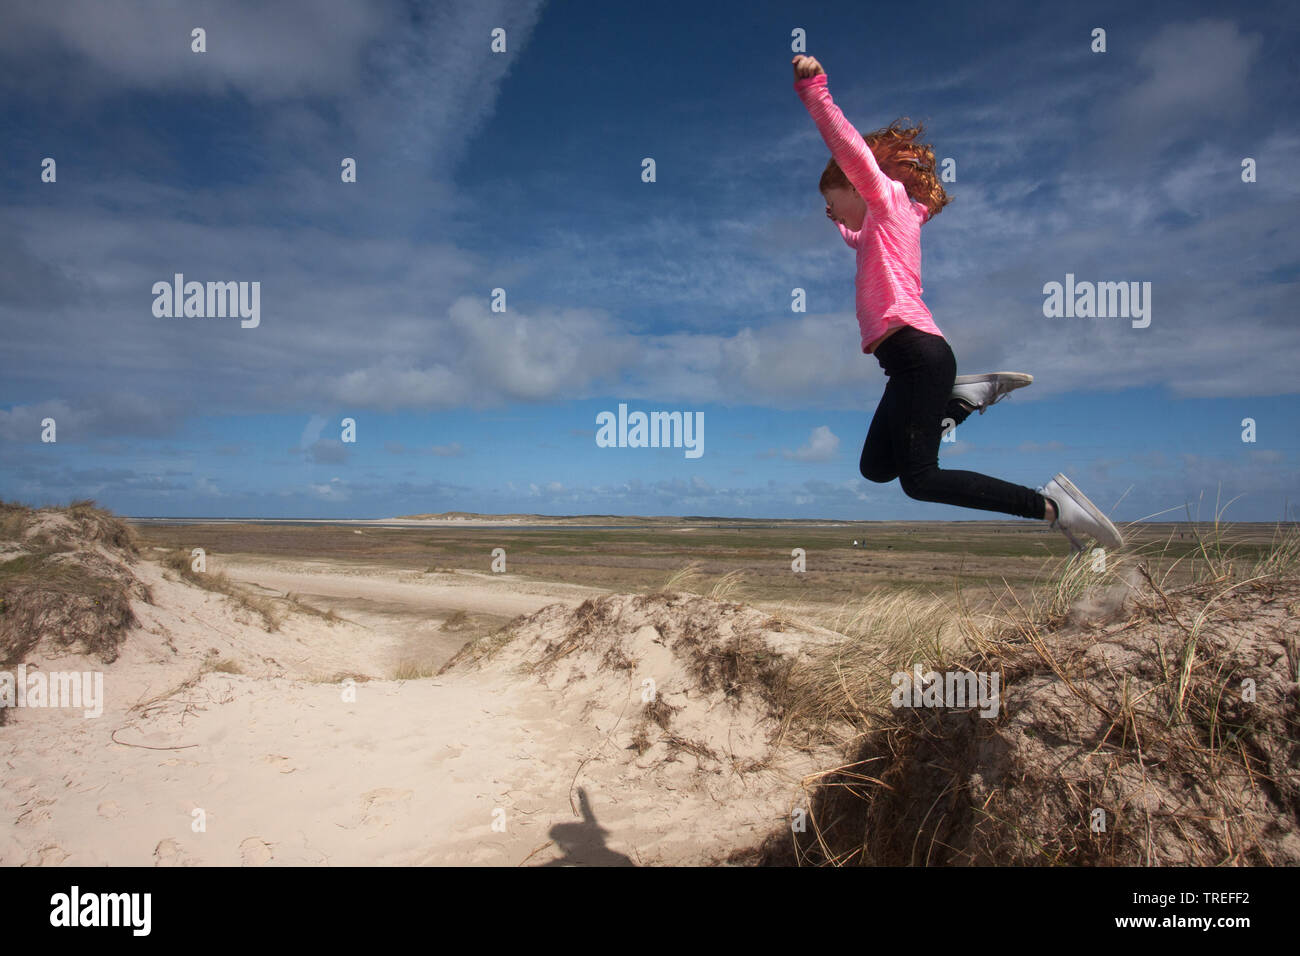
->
xmin=1 ymin=546 xmax=837 ymax=866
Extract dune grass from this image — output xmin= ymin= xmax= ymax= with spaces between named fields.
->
xmin=758 ymin=516 xmax=1300 ymax=866
xmin=659 ymin=561 xmax=749 ymax=603
xmin=159 ymin=548 xmax=282 ymax=632
xmin=0 ymin=499 xmax=145 ymax=669
xmin=392 ymin=660 xmax=440 ymax=680
xmin=786 ymin=514 xmax=1299 ymax=729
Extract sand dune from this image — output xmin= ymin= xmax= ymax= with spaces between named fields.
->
xmin=1 ymin=518 xmax=837 ymax=866
xmin=5 ymin=503 xmax=1297 ymax=867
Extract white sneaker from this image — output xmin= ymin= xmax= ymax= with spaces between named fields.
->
xmin=951 ymin=372 xmax=1033 ymax=414
xmin=1040 ymin=473 xmax=1124 ymax=552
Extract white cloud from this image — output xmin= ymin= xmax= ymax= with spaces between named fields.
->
xmin=783 ymin=425 xmax=840 ymax=462
xmin=1111 ymin=19 xmax=1263 ymax=132
xmin=308 ymin=476 xmax=348 ymax=501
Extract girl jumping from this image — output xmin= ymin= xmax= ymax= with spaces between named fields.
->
xmin=792 ymin=54 xmax=1122 ymax=553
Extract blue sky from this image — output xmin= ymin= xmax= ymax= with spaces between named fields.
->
xmin=1 ymin=0 xmax=1296 ymax=521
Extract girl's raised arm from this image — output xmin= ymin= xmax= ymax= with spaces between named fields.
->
xmin=793 ymin=66 xmax=897 ymax=220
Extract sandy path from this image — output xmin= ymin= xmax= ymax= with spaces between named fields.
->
xmin=211 ymin=557 xmax=611 ymax=674
xmin=1 ymin=553 xmax=817 ymax=866
xmin=0 ymin=557 xmax=614 ymax=866
xmin=219 ymin=556 xmax=605 ymax=619
xmin=2 ymin=668 xmax=635 ymax=866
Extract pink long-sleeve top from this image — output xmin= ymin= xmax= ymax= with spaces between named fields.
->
xmin=795 ymin=72 xmax=944 ymax=353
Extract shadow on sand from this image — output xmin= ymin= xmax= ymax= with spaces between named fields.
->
xmin=537 ymin=788 xmax=634 ymax=866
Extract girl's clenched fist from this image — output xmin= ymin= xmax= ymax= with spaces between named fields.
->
xmin=792 ymin=55 xmax=824 ymax=80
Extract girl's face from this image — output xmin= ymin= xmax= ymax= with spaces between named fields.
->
xmin=823 ymin=186 xmax=866 ymax=230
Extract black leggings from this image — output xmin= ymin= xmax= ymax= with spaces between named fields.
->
xmin=861 ymin=326 xmax=1049 ymax=520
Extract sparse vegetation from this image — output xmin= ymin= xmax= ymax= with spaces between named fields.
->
xmin=283 ymin=591 xmax=340 ymax=624
xmin=392 ymin=660 xmax=438 ymax=680
xmin=304 ymin=671 xmax=373 ymax=684
xmin=159 ymin=548 xmax=280 ymax=632
xmin=750 ymin=521 xmax=1300 ymax=866
xmin=0 ymin=499 xmax=147 ymax=667
xmin=202 ymin=655 xmax=243 ymax=675
xmin=655 ymin=562 xmax=750 ymax=603
xmin=661 ymin=561 xmax=704 ymax=594
xmin=437 ymin=621 xmax=521 ymax=673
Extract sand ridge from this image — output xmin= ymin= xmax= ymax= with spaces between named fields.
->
xmin=1 ymin=539 xmax=836 ymax=866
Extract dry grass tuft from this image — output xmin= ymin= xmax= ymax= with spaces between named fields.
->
xmin=656 ymin=562 xmax=749 ymax=603
xmin=441 ymin=609 xmax=469 ymax=631
xmin=159 ymin=548 xmax=280 ymax=631
xmin=392 ymin=659 xmax=439 ymax=680
xmin=750 ymin=521 xmax=1300 ymax=866
xmin=0 ymin=499 xmax=149 ymax=668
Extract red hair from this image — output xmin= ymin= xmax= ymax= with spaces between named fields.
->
xmin=819 ymin=117 xmax=952 ymax=220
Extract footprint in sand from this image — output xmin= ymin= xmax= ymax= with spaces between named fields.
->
xmin=97 ymin=800 xmax=124 ymax=818
xmin=33 ymin=844 xmax=70 ymax=865
xmin=438 ymin=743 xmax=467 ymax=762
xmin=4 ymin=776 xmax=38 ymax=812
xmin=153 ymin=837 xmax=197 ymax=867
xmin=15 ymin=796 xmax=55 ymax=827
xmin=359 ymin=788 xmax=413 ymax=829
xmin=239 ymin=837 xmax=274 ymax=866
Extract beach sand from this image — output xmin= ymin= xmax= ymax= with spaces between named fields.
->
xmin=1 ymin=543 xmax=838 ymax=866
